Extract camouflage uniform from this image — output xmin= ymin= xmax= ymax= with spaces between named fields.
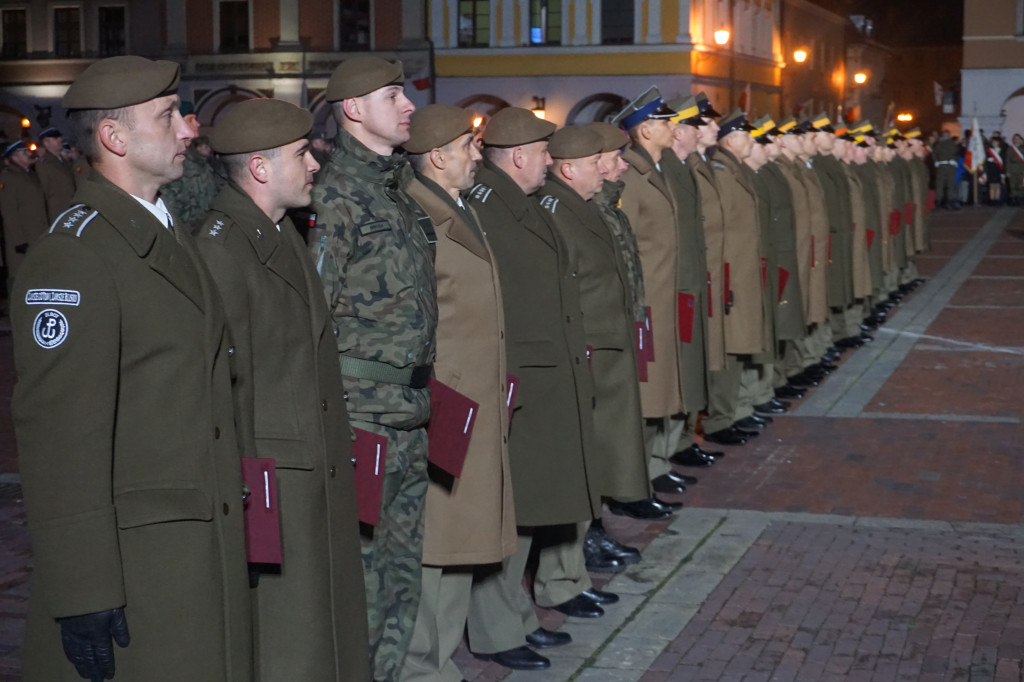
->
xmin=593 ymin=179 xmax=647 ymax=324
xmin=311 ymin=127 xmax=438 ymax=682
xmin=161 ymin=146 xmax=219 ymax=234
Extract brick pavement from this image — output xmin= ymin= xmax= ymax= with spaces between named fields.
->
xmin=1 ymin=206 xmax=1023 ymax=681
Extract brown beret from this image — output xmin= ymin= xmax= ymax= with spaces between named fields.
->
xmin=209 ymin=99 xmax=313 ymax=155
xmin=481 ymin=107 xmax=556 ymax=147
xmin=63 ymin=56 xmax=180 ymax=110
xmin=405 ymin=105 xmax=475 ymax=154
xmin=548 ymin=126 xmax=603 ymax=160
xmin=585 ymin=122 xmax=627 ymax=153
xmin=326 ymin=56 xmax=404 ymax=102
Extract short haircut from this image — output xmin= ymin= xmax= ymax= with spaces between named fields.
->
xmin=67 ymin=107 xmax=134 ymax=162
xmin=482 ymin=145 xmax=512 ymax=164
xmin=220 ymin=147 xmax=280 ymax=184
xmin=407 ymin=152 xmax=430 ymax=173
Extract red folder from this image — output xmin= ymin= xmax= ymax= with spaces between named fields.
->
xmin=905 ymin=202 xmax=913 ymax=224
xmin=927 ymin=190 xmax=935 ymax=211
xmin=241 ymin=458 xmax=282 ymax=564
xmin=644 ymin=307 xmax=654 ymax=361
xmin=707 ymin=271 xmax=713 ymax=318
xmin=635 ymin=322 xmax=649 ymax=382
xmin=760 ymin=257 xmax=768 ymax=288
xmin=889 ymin=210 xmax=900 ymax=236
xmin=866 ymin=229 xmax=875 ymax=250
xmin=677 ymin=292 xmax=695 ymax=344
xmin=505 ymin=373 xmax=519 ymax=425
xmin=352 ymin=428 xmax=387 ymax=526
xmin=777 ymin=267 xmax=789 ymax=303
xmin=426 ymin=378 xmax=479 ymax=478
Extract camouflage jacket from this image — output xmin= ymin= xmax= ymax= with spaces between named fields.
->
xmin=593 ymin=179 xmax=646 ymax=323
xmin=162 ymin=147 xmax=220 ymax=234
xmin=310 ymin=128 xmax=437 ymax=429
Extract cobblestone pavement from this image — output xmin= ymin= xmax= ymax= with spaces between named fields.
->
xmin=1 ymin=207 xmax=1023 ymax=681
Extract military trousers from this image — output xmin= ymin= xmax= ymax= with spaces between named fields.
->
xmin=935 ymin=167 xmax=957 ymax=206
xmin=703 ymin=355 xmax=743 ymax=434
xmin=359 ymin=423 xmax=429 ymax=682
xmin=533 ymin=520 xmax=592 ymax=607
xmin=644 ymin=415 xmax=687 ymax=479
xmin=673 ymin=412 xmax=700 ymax=453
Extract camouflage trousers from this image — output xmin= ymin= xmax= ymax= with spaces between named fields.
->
xmin=358 ymin=422 xmax=429 ymax=682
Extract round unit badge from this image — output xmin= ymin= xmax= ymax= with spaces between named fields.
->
xmin=33 ymin=309 xmax=69 ymax=349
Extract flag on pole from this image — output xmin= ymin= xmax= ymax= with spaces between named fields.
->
xmin=967 ymin=116 xmax=985 ymax=173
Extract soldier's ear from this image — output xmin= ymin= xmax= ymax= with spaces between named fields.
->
xmin=560 ymin=160 xmax=575 ymax=181
xmin=429 ymin=147 xmax=446 ymax=171
xmin=97 ymin=119 xmax=127 ymax=158
xmin=341 ymin=97 xmax=363 ymax=124
xmin=511 ymin=146 xmax=526 ymax=170
xmin=249 ymin=154 xmax=270 ymax=184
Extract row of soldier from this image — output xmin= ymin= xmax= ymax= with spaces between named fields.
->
xmin=7 ymin=53 xmax=930 ymax=682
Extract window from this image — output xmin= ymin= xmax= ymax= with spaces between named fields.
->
xmin=601 ymin=0 xmax=632 ymax=44
xmin=529 ymin=0 xmax=561 ymax=45
xmin=458 ymin=0 xmax=488 ymax=47
xmin=1 ymin=9 xmax=27 ymax=59
xmin=98 ymin=6 xmax=126 ymax=57
xmin=338 ymin=0 xmax=370 ymax=48
xmin=219 ymin=0 xmax=249 ymax=52
xmin=53 ymin=6 xmax=81 ymax=58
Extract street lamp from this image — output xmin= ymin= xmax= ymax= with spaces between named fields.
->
xmin=714 ymin=28 xmax=730 ymax=45
xmin=531 ymin=97 xmax=546 ymax=120
xmin=853 ymin=72 xmax=868 ymax=84
xmin=793 ymin=49 xmax=808 ymax=63
xmin=897 ymin=113 xmax=913 ymax=122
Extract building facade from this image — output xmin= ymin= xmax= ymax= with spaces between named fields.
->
xmin=960 ymin=0 xmax=1024 ymax=137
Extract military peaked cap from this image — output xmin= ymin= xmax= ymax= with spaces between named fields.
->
xmin=326 ymin=56 xmax=404 ymax=102
xmin=4 ymin=140 xmax=27 ymax=158
xmin=481 ymin=107 xmax=555 ymax=147
xmin=405 ymin=104 xmax=475 ymax=154
xmin=667 ymin=95 xmax=703 ymax=127
xmin=717 ymin=108 xmax=755 ymax=140
xmin=750 ymin=114 xmax=776 ymax=143
xmin=776 ymin=116 xmax=802 ymax=135
xmin=585 ymin=122 xmax=628 ymax=152
xmin=38 ymin=127 xmax=62 ymax=139
xmin=209 ymin=99 xmax=313 ymax=155
xmin=613 ymin=86 xmax=675 ymax=130
xmin=548 ymin=126 xmax=603 ymax=159
xmin=63 ymin=56 xmax=180 ymax=110
xmin=695 ymin=92 xmax=723 ymax=119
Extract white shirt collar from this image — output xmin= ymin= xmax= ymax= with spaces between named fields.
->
xmin=132 ymin=194 xmax=173 ymax=230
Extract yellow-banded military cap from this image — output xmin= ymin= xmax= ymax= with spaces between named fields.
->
xmin=904 ymin=127 xmax=922 ymax=139
xmin=695 ymin=92 xmax=723 ymax=119
xmin=667 ymin=95 xmax=703 ymax=126
xmin=888 ymin=127 xmax=906 ymax=141
xmin=326 ymin=56 xmax=404 ymax=102
xmin=548 ymin=125 xmax=604 ymax=159
xmin=612 ymin=86 xmax=676 ymax=130
xmin=405 ymin=104 xmax=475 ymax=154
xmin=481 ymin=107 xmax=556 ymax=147
xmin=810 ymin=112 xmax=834 ymax=133
xmin=853 ymin=135 xmax=870 ymax=148
xmin=209 ymin=99 xmax=313 ymax=155
xmin=751 ymin=114 xmax=776 ymax=143
xmin=62 ymin=56 xmax=180 ymax=110
xmin=585 ymin=122 xmax=628 ymax=152
xmin=776 ymin=116 xmax=801 ymax=135
xmin=717 ymin=108 xmax=755 ymax=140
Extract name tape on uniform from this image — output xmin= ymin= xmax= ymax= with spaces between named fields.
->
xmin=25 ymin=289 xmax=81 ymax=306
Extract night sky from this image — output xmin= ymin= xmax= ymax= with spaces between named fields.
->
xmin=811 ymin=0 xmax=964 ymax=47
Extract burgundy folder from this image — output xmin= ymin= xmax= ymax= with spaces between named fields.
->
xmin=426 ymin=378 xmax=479 ymax=478
xmin=240 ymin=458 xmax=282 ymax=564
xmin=677 ymin=293 xmax=695 ymax=344
xmin=352 ymin=428 xmax=387 ymax=526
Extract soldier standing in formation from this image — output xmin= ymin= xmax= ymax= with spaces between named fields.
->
xmin=0 ymin=141 xmax=48 ymax=288
xmin=34 ymin=127 xmax=77 ymax=223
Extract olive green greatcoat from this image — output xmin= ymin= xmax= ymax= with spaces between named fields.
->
xmin=841 ymin=162 xmax=872 ymax=299
xmin=794 ymin=158 xmax=830 ymax=324
xmin=908 ymin=156 xmax=930 ymax=253
xmin=760 ymin=162 xmax=805 ymax=340
xmin=538 ymin=175 xmax=649 ymax=501
xmin=875 ymin=160 xmax=896 ymax=277
xmin=35 ymin=150 xmax=77 ymax=224
xmin=773 ymin=157 xmax=814 ymax=325
xmin=857 ymin=161 xmax=885 ymax=294
xmin=406 ymin=176 xmax=517 ymax=564
xmin=689 ymin=152 xmax=727 ymax=371
xmin=467 ymin=160 xmax=600 ymax=527
xmin=712 ymin=148 xmax=765 ymax=355
xmin=889 ymin=159 xmax=911 ymax=272
xmin=749 ymin=167 xmax=779 ymax=362
xmin=0 ymin=166 xmax=49 ymax=279
xmin=619 ymin=144 xmax=685 ymax=416
xmin=195 ymin=182 xmax=371 ymax=682
xmin=661 ymin=149 xmax=710 ymax=411
xmin=811 ymin=155 xmax=854 ymax=310
xmin=13 ymin=174 xmax=253 ymax=681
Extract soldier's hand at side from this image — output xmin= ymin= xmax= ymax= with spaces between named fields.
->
xmin=14 ymin=243 xmax=27 ymax=254
xmin=58 ymin=607 xmax=130 ymax=681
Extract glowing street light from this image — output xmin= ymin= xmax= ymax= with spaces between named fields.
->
xmin=472 ymin=115 xmax=483 ymax=129
xmin=897 ymin=113 xmax=913 ymax=122
xmin=853 ymin=72 xmax=868 ymax=85
xmin=531 ymin=97 xmax=546 ymax=120
xmin=21 ymin=118 xmax=30 ymax=128
xmin=793 ymin=49 xmax=808 ymax=63
xmin=714 ymin=28 xmax=730 ymax=45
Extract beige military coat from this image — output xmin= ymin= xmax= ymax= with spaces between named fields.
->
xmin=620 ymin=145 xmax=686 ymax=415
xmin=196 ymin=182 xmax=370 ymax=681
xmin=713 ymin=148 xmax=765 ymax=355
xmin=538 ymin=175 xmax=649 ymax=502
xmin=774 ymin=157 xmax=813 ymax=326
xmin=14 ymin=174 xmax=253 ymax=681
xmin=407 ymin=176 xmax=517 ymax=564
xmin=689 ymin=153 xmax=728 ymax=370
xmin=841 ymin=162 xmax=873 ymax=299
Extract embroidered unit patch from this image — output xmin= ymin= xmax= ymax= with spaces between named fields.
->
xmin=33 ymin=309 xmax=70 ymax=349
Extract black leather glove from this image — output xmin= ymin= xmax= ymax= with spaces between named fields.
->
xmin=58 ymin=608 xmax=130 ymax=681
xmin=14 ymin=243 xmax=28 ymax=254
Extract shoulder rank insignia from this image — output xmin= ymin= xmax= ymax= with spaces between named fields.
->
xmin=207 ymin=219 xmax=225 ymax=238
xmin=538 ymin=195 xmax=559 ymax=214
xmin=49 ymin=203 xmax=98 ymax=237
xmin=469 ymin=183 xmax=493 ymax=203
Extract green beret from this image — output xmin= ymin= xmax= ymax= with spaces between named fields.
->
xmin=405 ymin=105 xmax=475 ymax=154
xmin=326 ymin=56 xmax=404 ymax=102
xmin=548 ymin=126 xmax=603 ymax=159
xmin=209 ymin=99 xmax=313 ymax=155
xmin=585 ymin=122 xmax=627 ymax=153
xmin=481 ymin=107 xmax=556 ymax=147
xmin=63 ymin=56 xmax=180 ymax=110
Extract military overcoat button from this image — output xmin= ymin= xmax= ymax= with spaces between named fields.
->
xmin=214 ymin=427 xmax=221 ymax=439
xmin=228 ymin=346 xmax=235 ymax=357
xmin=321 ymin=400 xmax=328 ymax=411
xmin=329 ymin=466 xmax=337 ymax=477
xmin=222 ymin=503 xmax=230 ymax=515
